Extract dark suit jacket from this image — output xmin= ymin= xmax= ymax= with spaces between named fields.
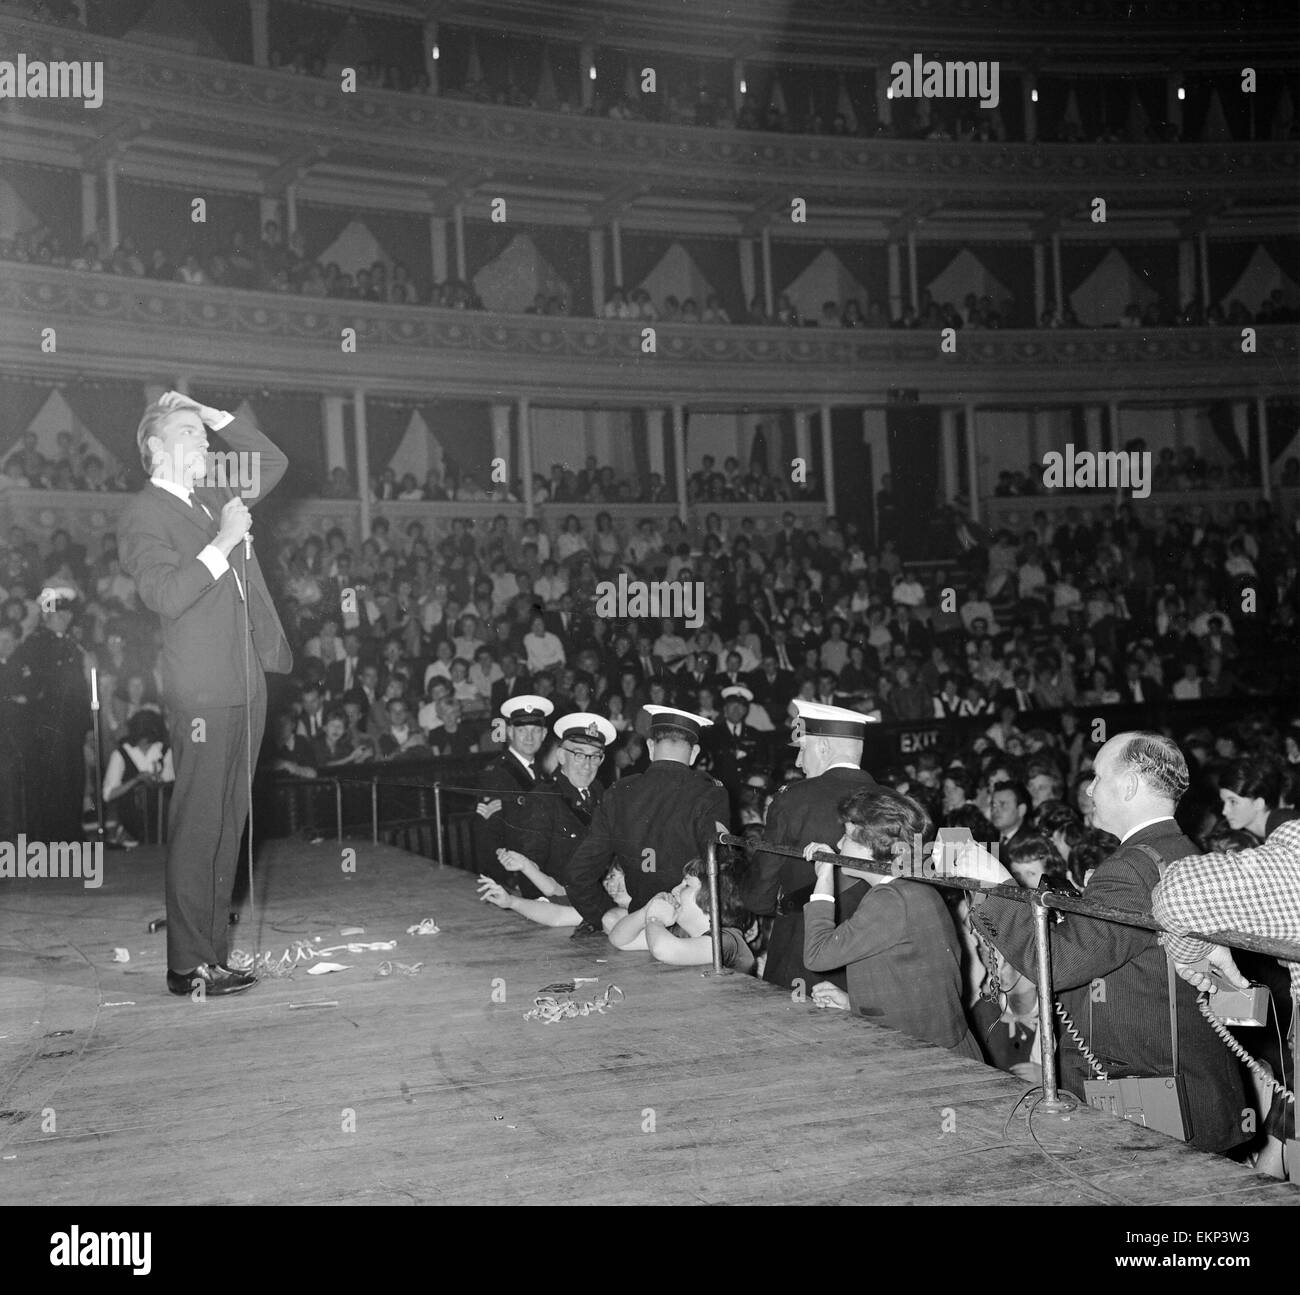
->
xmin=805 ymin=879 xmax=979 ymax=1054
xmin=744 ymin=765 xmax=878 ymax=991
xmin=118 ymin=413 xmax=292 ymax=707
xmin=489 ymin=672 xmax=533 ymax=711
xmin=971 ymin=819 xmax=1248 ymax=1153
xmin=514 ymin=772 xmax=603 ymax=887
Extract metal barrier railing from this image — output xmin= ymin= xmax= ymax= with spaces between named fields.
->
xmin=709 ymin=831 xmax=1300 ymax=1116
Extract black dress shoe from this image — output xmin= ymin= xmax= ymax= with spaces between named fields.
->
xmin=570 ymin=920 xmax=606 ymax=940
xmin=166 ymin=964 xmax=257 ymax=997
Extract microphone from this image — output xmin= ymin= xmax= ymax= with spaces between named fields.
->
xmin=243 ymin=532 xmax=252 ymax=560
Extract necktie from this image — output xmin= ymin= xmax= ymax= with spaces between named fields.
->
xmin=579 ymin=788 xmax=589 ymax=805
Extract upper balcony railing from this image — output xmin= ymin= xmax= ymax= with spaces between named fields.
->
xmin=1 ymin=263 xmax=1294 ymax=405
xmin=2 ymin=14 xmax=1298 ymax=207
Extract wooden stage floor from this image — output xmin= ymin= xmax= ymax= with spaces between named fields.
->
xmin=1 ymin=837 xmax=1296 ymax=1207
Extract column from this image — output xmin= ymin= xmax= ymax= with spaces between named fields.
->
xmin=1107 ymin=400 xmax=1122 ymax=498
xmin=887 ymin=243 xmax=903 ymax=320
xmin=453 ymin=202 xmax=466 ymax=281
xmin=1177 ymin=238 xmax=1195 ymax=310
xmin=1256 ymin=396 xmax=1271 ymax=500
xmin=793 ymin=410 xmax=812 ymax=478
xmin=1198 ymin=231 xmax=1211 ymax=309
xmin=429 ymin=215 xmax=448 ymax=284
xmin=671 ymin=402 xmax=688 ymax=524
xmin=645 ymin=408 xmax=666 ymax=480
xmin=1050 ymin=233 xmax=1063 ymax=313
xmin=940 ymin=407 xmax=959 ymax=503
xmin=322 ymin=395 xmax=347 ymax=475
xmin=906 ymin=229 xmax=919 ymax=312
xmin=518 ymin=397 xmax=534 ymax=519
xmin=1231 ymin=400 xmax=1250 ymax=460
xmin=732 ymin=59 xmax=745 ymax=114
xmin=1027 ymin=407 xmax=1041 ymax=465
xmin=738 ymin=237 xmax=756 ymax=311
xmin=80 ymin=172 xmax=98 ymax=242
xmin=610 ymin=219 xmax=624 ymax=289
xmin=249 ymin=0 xmax=269 ymax=68
xmin=580 ymin=42 xmax=596 ymax=112
xmin=173 ymin=374 xmax=190 ymax=396
xmin=353 ymin=388 xmax=371 ymax=539
xmin=819 ymin=403 xmax=835 ymax=511
xmin=760 ymin=225 xmax=774 ymax=318
xmin=258 ymin=194 xmax=279 ymax=231
xmin=1022 ymin=74 xmax=1037 ymax=143
xmin=423 ymin=21 xmax=439 ymax=95
xmin=1082 ymin=404 xmax=1103 ymax=454
xmin=284 ymin=183 xmax=298 ymax=238
xmin=1166 ymin=74 xmax=1183 ymax=136
xmin=588 ymin=228 xmax=605 ymax=314
xmin=490 ymin=403 xmax=512 ymax=480
xmin=1032 ymin=242 xmax=1046 ymax=322
xmin=963 ymin=403 xmax=979 ymax=521
xmin=105 ymin=156 xmax=119 ymax=251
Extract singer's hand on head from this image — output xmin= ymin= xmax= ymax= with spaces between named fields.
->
xmin=159 ymin=390 xmax=223 ymax=427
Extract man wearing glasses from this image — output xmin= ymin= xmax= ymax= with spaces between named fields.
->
xmin=495 ymin=712 xmax=616 ymax=897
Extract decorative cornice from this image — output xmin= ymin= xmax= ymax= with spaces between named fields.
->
xmin=1 ymin=264 xmax=1294 ymax=405
xmin=1 ymin=16 xmax=1297 ymax=210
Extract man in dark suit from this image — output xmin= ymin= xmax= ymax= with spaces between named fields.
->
xmin=968 ymin=731 xmax=1248 ymax=1154
xmin=675 ymin=651 xmax=715 ymax=706
xmin=325 ymin=630 xmax=366 ymax=699
xmin=564 ymin=705 xmax=730 ymax=937
xmin=1120 ymin=659 xmax=1165 ymax=707
xmin=489 ymin=650 xmax=532 ymax=712
xmin=472 ymin=694 xmax=553 ymax=898
xmin=748 ymin=652 xmax=797 ymax=714
xmin=743 ymin=701 xmax=879 ymax=991
xmin=996 ymin=667 xmax=1037 ymax=714
xmin=119 ymin=391 xmax=293 ymax=998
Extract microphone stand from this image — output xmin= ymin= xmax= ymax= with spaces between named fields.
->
xmin=89 ymin=665 xmax=107 ymax=847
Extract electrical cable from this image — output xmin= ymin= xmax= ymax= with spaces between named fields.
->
xmin=1197 ymin=998 xmax=1295 ymax=1105
xmin=241 ymin=533 xmax=256 ymax=941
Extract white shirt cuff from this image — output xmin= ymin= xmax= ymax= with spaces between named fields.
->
xmin=197 ymin=544 xmax=229 ymax=580
xmin=808 ymin=892 xmax=835 ymax=903
xmin=208 ymin=409 xmax=234 ymax=430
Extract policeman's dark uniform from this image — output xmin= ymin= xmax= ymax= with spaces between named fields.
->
xmin=520 ymin=770 xmax=602 ymax=887
xmin=16 ymin=592 xmax=91 ymax=842
xmin=742 ymin=704 xmax=878 ymax=991
xmin=0 ymin=649 xmax=32 ymax=839
xmin=565 ymin=708 xmax=730 ymax=927
xmin=473 ymin=754 xmax=546 ymax=896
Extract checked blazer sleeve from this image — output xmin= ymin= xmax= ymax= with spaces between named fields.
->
xmin=1152 ymin=819 xmax=1300 ymax=994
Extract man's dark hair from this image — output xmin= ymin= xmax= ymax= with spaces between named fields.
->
xmin=837 ymin=787 xmax=933 ymax=859
xmin=991 ymin=780 xmax=1031 ymax=814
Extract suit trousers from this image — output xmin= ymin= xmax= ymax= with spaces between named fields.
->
xmin=164 ymin=667 xmax=267 ymax=972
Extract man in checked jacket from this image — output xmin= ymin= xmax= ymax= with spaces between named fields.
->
xmin=967 ymin=731 xmax=1248 ymax=1154
xmin=1153 ymin=820 xmax=1300 ymax=1176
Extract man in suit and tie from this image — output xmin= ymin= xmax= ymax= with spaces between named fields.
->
xmin=743 ymin=700 xmax=879 ymax=991
xmin=967 ymin=732 xmax=1248 ymax=1154
xmin=119 ymin=391 xmax=293 ymax=998
xmin=988 ymin=780 xmax=1030 ymax=849
xmin=997 ymin=667 xmax=1037 ymax=714
xmin=296 ymin=683 xmax=327 ymax=742
xmin=767 ymin=626 xmax=799 ymax=676
xmin=489 ymin=650 xmax=532 ymax=712
xmin=1120 ymin=659 xmax=1164 ymax=707
xmin=472 ymin=695 xmax=553 ymax=898
xmin=748 ymin=651 xmax=796 ymax=715
xmin=632 ymin=633 xmax=665 ymax=686
xmin=325 ymin=629 xmax=365 ymax=699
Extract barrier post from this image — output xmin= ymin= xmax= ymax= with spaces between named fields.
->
xmin=334 ymin=779 xmax=343 ymax=844
xmin=371 ymin=777 xmax=379 ymax=844
xmin=707 ymin=836 xmax=725 ymax=976
xmin=434 ymin=783 xmax=444 ymax=867
xmin=1031 ymin=896 xmax=1076 ymax=1113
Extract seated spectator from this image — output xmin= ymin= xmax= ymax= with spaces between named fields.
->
xmin=800 ymin=787 xmax=982 ymax=1057
xmin=313 ymin=707 xmax=367 ymax=767
xmin=376 ymin=697 xmax=429 ymax=759
xmin=1218 ymin=755 xmax=1298 ymax=841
